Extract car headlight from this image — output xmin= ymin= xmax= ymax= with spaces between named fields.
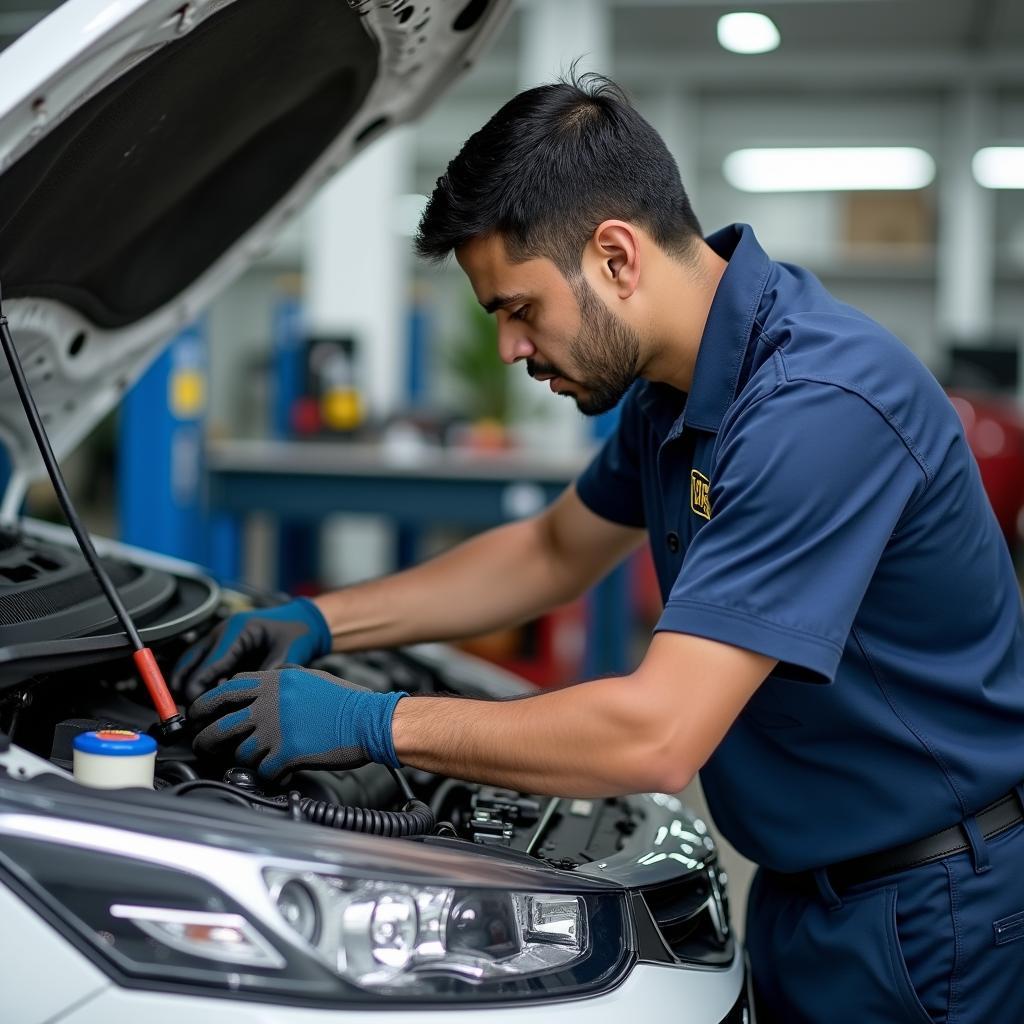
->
xmin=0 ymin=813 xmax=632 ymax=1007
xmin=264 ymin=873 xmax=587 ymax=988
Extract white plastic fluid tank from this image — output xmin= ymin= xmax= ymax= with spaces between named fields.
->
xmin=72 ymin=729 xmax=157 ymax=789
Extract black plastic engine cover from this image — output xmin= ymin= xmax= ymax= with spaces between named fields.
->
xmin=0 ymin=528 xmax=218 ymax=688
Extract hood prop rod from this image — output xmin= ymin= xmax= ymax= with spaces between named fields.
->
xmin=0 ymin=280 xmax=184 ymax=739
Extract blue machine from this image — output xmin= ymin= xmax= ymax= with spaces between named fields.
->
xmin=118 ymin=322 xmax=208 ymax=563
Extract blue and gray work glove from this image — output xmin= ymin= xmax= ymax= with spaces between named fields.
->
xmin=190 ymin=666 xmax=405 ymax=781
xmin=173 ymin=598 xmax=332 ymax=700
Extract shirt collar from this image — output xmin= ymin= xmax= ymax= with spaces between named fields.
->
xmin=684 ymin=224 xmax=770 ymax=432
xmin=681 ymin=223 xmax=772 ymax=433
xmin=631 ymin=224 xmax=772 ymax=438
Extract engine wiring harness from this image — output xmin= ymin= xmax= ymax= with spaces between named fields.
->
xmin=164 ymin=766 xmax=437 ymax=837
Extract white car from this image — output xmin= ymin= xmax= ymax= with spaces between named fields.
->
xmin=0 ymin=2 xmax=752 ymax=1021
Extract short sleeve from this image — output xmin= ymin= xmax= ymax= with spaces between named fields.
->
xmin=656 ymin=378 xmax=927 ymax=681
xmin=575 ymin=386 xmax=648 ymax=528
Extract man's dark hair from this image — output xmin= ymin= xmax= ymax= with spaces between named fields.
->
xmin=415 ymin=69 xmax=702 ymax=273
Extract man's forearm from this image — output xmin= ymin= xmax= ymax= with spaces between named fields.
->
xmin=312 ymin=517 xmax=581 ymax=653
xmin=390 ymin=677 xmax=692 ymax=798
xmin=389 ymin=633 xmax=776 ymax=799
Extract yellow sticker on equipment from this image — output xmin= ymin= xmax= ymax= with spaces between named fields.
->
xmin=170 ymin=370 xmax=206 ymax=418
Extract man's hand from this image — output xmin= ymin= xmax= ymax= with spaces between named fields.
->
xmin=173 ymin=598 xmax=332 ymax=698
xmin=189 ymin=666 xmax=405 ymax=781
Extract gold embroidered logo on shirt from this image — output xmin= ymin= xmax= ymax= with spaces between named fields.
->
xmin=690 ymin=469 xmax=711 ymax=520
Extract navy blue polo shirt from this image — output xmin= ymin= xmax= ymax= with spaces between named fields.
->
xmin=576 ymin=223 xmax=1024 ymax=873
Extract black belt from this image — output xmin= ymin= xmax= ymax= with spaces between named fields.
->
xmin=769 ymin=789 xmax=1024 ymax=898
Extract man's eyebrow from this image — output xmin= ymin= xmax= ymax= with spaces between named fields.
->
xmin=481 ymin=292 xmax=528 ymax=315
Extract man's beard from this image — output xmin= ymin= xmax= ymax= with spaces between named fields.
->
xmin=527 ymin=278 xmax=641 ymax=416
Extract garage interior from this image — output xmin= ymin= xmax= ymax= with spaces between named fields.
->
xmin=3 ymin=0 xmax=1024 ymax=949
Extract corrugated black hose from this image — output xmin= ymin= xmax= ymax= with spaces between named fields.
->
xmin=168 ymin=765 xmax=435 ymax=836
xmin=297 ymin=795 xmax=434 ymax=836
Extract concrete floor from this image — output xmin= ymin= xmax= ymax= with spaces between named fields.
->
xmin=679 ymin=776 xmax=756 ymax=940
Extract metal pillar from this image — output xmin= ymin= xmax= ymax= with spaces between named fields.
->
xmin=937 ymin=87 xmax=996 ymax=349
xmin=584 ymin=563 xmax=631 ymax=677
xmin=518 ymin=0 xmax=631 ymax=675
xmin=648 ymin=88 xmax=700 ymax=207
xmin=271 ymin=290 xmax=306 ymax=438
xmin=304 ymin=129 xmax=414 ymax=587
xmin=118 ymin=323 xmax=208 ymax=563
xmin=406 ymin=282 xmax=431 ymax=408
xmin=519 ymin=0 xmax=611 ymax=89
xmin=513 ymin=0 xmax=613 ymax=457
xmin=271 ymin=288 xmax=319 ymax=592
xmin=396 ymin=284 xmax=433 ymax=568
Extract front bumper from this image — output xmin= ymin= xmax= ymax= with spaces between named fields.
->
xmin=1 ymin=878 xmax=750 ymax=1023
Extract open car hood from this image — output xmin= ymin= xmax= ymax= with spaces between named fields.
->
xmin=0 ymin=0 xmax=508 ymax=515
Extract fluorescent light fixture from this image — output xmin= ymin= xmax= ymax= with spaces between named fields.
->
xmin=723 ymin=147 xmax=936 ymax=192
xmin=717 ymin=13 xmax=780 ymax=55
xmin=972 ymin=148 xmax=1024 ymax=189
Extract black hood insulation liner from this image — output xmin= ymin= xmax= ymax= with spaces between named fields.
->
xmin=0 ymin=0 xmax=378 ymax=327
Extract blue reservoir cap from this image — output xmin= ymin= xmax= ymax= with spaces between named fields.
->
xmin=73 ymin=729 xmax=157 ymax=757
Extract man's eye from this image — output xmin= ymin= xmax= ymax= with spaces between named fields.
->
xmin=509 ymin=305 xmax=530 ymax=322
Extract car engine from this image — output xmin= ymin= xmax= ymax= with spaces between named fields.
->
xmin=0 ymin=522 xmax=647 ymax=870
xmin=0 ymin=522 xmax=737 ymax=981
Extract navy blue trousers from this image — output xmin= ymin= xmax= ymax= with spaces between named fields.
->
xmin=746 ymin=819 xmax=1024 ymax=1023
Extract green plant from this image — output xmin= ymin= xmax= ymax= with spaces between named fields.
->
xmin=447 ymin=290 xmax=510 ymax=422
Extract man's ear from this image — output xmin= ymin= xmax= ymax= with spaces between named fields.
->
xmin=588 ymin=220 xmax=641 ymax=298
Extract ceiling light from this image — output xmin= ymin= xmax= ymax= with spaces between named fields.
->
xmin=722 ymin=147 xmax=936 ymax=192
xmin=972 ymin=148 xmax=1024 ymax=189
xmin=717 ymin=13 xmax=780 ymax=55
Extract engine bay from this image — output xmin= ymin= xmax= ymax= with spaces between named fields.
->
xmin=1 ymin=644 xmax=647 ymax=871
xmin=0 ymin=531 xmax=641 ymax=869
xmin=0 ymin=525 xmax=734 ymax=976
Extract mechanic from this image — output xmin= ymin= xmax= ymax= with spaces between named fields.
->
xmin=180 ymin=74 xmax=1024 ymax=1023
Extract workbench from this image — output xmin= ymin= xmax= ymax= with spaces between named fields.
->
xmin=206 ymin=439 xmax=632 ymax=676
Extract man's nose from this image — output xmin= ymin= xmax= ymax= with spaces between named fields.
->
xmin=497 ymin=325 xmax=536 ymax=365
